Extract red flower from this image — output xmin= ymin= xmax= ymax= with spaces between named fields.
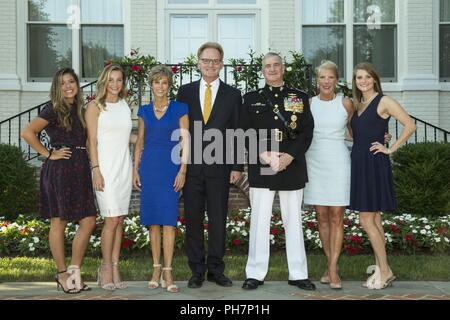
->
xmin=177 ymin=216 xmax=186 ymax=224
xmin=132 ymin=65 xmax=142 ymax=72
xmin=350 ymin=235 xmax=362 ymax=244
xmin=344 ymin=245 xmax=361 ymax=255
xmin=203 ymin=224 xmax=208 ymax=230
xmin=86 ymin=94 xmax=96 ymax=102
xmin=232 ymin=239 xmax=241 ymax=246
xmin=234 ymin=66 xmax=243 ymax=72
xmin=270 ymin=227 xmax=280 ymax=235
xmin=306 ymin=221 xmax=316 ymax=230
xmin=171 ymin=66 xmax=180 ymax=74
xmin=436 ymin=227 xmax=448 ymax=235
xmin=122 ymin=239 xmax=134 ymax=249
xmin=390 ymin=224 xmax=400 ymax=234
xmin=404 ymin=234 xmax=414 ymax=242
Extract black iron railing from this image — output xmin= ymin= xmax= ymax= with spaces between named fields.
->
xmin=390 ymin=116 xmax=449 ymax=144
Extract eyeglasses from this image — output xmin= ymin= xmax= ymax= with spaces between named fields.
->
xmin=200 ymin=58 xmax=222 ymax=66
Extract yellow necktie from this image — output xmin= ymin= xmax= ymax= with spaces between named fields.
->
xmin=203 ymin=84 xmax=212 ymax=123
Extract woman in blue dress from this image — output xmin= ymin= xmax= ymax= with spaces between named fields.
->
xmin=350 ymin=63 xmax=416 ymax=289
xmin=133 ymin=65 xmax=189 ymax=293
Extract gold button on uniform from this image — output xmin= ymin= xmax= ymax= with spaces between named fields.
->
xmin=274 ymin=116 xmax=278 ymax=120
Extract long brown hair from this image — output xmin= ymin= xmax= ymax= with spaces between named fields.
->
xmin=50 ymin=68 xmax=85 ymax=131
xmin=352 ymin=62 xmax=383 ymax=110
xmin=95 ymin=64 xmax=128 ymax=111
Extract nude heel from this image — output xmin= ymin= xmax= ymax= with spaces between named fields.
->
xmin=161 ymin=267 xmax=179 ymax=293
xmin=148 ymin=264 xmax=162 ymax=289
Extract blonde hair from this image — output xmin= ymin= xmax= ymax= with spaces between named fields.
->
xmin=95 ymin=64 xmax=127 ymax=111
xmin=149 ymin=65 xmax=174 ymax=88
xmin=352 ymin=62 xmax=383 ymax=110
xmin=316 ymin=60 xmax=339 ymax=79
xmin=197 ymin=42 xmax=224 ymax=61
xmin=50 ymin=68 xmax=85 ymax=131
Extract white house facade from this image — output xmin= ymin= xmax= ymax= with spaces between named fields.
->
xmin=1 ymin=0 xmax=450 ymax=135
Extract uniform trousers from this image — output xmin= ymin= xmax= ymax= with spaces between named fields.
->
xmin=245 ymin=188 xmax=308 ymax=281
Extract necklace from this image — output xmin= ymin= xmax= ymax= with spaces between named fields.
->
xmin=319 ymin=93 xmax=336 ymax=101
xmin=361 ymin=92 xmax=379 ymax=105
xmin=153 ymin=102 xmax=169 ymax=113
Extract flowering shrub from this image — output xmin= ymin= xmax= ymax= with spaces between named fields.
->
xmin=1 ymin=210 xmax=449 ymax=257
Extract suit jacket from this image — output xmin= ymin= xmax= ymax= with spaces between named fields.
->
xmin=240 ymin=85 xmax=314 ymax=190
xmin=177 ymin=80 xmax=244 ymax=178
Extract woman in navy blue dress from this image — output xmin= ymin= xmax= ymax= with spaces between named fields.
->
xmin=133 ymin=65 xmax=189 ymax=293
xmin=21 ymin=68 xmax=97 ymax=294
xmin=350 ymin=63 xmax=416 ymax=289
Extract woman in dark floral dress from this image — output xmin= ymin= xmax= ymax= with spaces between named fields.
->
xmin=21 ymin=68 xmax=97 ymax=294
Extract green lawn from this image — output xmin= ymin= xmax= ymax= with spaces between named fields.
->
xmin=1 ymin=253 xmax=449 ymax=282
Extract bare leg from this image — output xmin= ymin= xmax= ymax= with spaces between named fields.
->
xmin=50 ymin=218 xmax=74 ymax=289
xmin=149 ymin=225 xmax=162 ymax=283
xmin=315 ymin=206 xmax=331 ymax=280
xmin=328 ymin=206 xmax=344 ymax=284
xmin=100 ymin=217 xmax=120 ymax=285
xmin=162 ymin=225 xmax=178 ymax=292
xmin=374 ymin=212 xmax=385 ymax=266
xmin=359 ymin=212 xmax=393 ymax=283
xmin=112 ymin=216 xmax=125 ymax=285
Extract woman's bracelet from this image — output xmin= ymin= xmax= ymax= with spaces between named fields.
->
xmin=47 ymin=150 xmax=53 ymax=160
xmin=178 ymin=171 xmax=186 ymax=176
xmin=91 ymin=165 xmax=100 ymax=170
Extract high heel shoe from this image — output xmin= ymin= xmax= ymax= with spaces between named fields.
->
xmin=55 ymin=269 xmax=80 ymax=294
xmin=97 ymin=263 xmax=116 ymax=291
xmin=161 ymin=267 xmax=179 ymax=293
xmin=320 ymin=271 xmax=330 ymax=284
xmin=148 ymin=264 xmax=162 ymax=289
xmin=66 ymin=265 xmax=82 ymax=291
xmin=112 ymin=261 xmax=128 ymax=289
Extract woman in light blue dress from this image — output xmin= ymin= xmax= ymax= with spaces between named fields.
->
xmin=133 ymin=65 xmax=189 ymax=293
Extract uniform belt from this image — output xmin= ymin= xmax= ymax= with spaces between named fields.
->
xmin=259 ymin=129 xmax=287 ymax=142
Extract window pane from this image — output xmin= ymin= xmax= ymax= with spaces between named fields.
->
xmin=440 ymin=25 xmax=450 ymax=79
xmin=354 ymin=0 xmax=395 ymax=23
xmin=170 ymin=15 xmax=208 ymax=63
xmin=81 ymin=0 xmax=123 ymax=23
xmin=28 ymin=0 xmax=71 ymax=22
xmin=168 ymin=0 xmax=208 ymax=4
xmin=354 ymin=25 xmax=396 ymax=79
xmin=303 ymin=26 xmax=345 ymax=78
xmin=441 ymin=0 xmax=450 ymax=22
xmin=217 ymin=0 xmax=257 ymax=4
xmin=218 ymin=15 xmax=254 ymax=62
xmin=303 ymin=0 xmax=344 ymax=24
xmin=82 ymin=26 xmax=124 ymax=78
xmin=28 ymin=25 xmax=72 ymax=81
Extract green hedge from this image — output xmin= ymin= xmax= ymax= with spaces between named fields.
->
xmin=392 ymin=142 xmax=450 ymax=217
xmin=0 ymin=144 xmax=38 ymax=220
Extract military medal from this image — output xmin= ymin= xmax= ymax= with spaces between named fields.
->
xmin=291 ymin=115 xmax=297 ymax=122
xmin=289 ymin=122 xmax=297 ymax=129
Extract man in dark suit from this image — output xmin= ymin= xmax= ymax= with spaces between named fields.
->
xmin=239 ymin=52 xmax=316 ymax=291
xmin=177 ymin=42 xmax=243 ymax=288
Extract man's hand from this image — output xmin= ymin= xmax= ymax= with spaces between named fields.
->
xmin=271 ymin=153 xmax=294 ymax=172
xmin=230 ymin=171 xmax=242 ymax=184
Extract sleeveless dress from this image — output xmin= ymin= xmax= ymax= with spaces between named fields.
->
xmin=304 ymin=94 xmax=351 ymax=206
xmin=38 ymin=103 xmax=97 ymax=221
xmin=349 ymin=94 xmax=397 ymax=212
xmin=95 ymin=99 xmax=133 ymax=217
xmin=137 ymin=101 xmax=188 ymax=226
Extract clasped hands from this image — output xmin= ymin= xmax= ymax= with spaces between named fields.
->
xmin=260 ymin=151 xmax=294 ymax=172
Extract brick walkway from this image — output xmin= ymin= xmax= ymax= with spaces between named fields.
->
xmin=1 ymin=281 xmax=449 ymax=300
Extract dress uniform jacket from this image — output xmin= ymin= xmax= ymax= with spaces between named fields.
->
xmin=240 ymin=84 xmax=314 ymax=191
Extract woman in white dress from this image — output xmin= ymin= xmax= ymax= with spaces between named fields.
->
xmin=85 ymin=64 xmax=133 ymax=290
xmin=303 ymin=61 xmax=354 ymax=289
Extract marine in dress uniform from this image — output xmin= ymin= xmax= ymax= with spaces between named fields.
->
xmin=239 ymin=53 xmax=316 ymax=291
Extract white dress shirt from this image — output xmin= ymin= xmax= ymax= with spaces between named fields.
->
xmin=199 ymin=77 xmax=220 ymax=114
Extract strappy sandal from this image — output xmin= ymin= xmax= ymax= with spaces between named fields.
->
xmin=320 ymin=271 xmax=330 ymax=284
xmin=161 ymin=267 xmax=179 ymax=293
xmin=112 ymin=261 xmax=128 ymax=289
xmin=55 ymin=269 xmax=81 ymax=294
xmin=148 ymin=264 xmax=162 ymax=289
xmin=97 ymin=263 xmax=116 ymax=291
xmin=67 ymin=265 xmax=83 ymax=291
